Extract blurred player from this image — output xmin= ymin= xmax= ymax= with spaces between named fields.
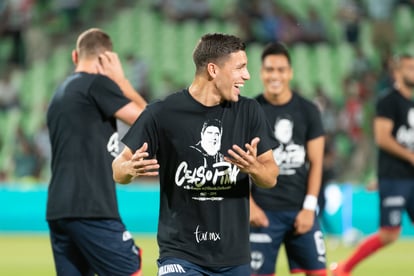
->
xmin=249 ymin=42 xmax=327 ymax=276
xmin=46 ymin=28 xmax=147 ymax=276
xmin=112 ymin=33 xmax=279 ymax=276
xmin=331 ymin=54 xmax=414 ymax=275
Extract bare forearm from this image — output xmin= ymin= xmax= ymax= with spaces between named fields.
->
xmin=112 ymin=157 xmax=134 ymax=184
xmin=306 ymin=163 xmax=323 ymax=196
xmin=306 ymin=136 xmax=324 ymax=196
xmin=378 ymin=138 xmax=414 ymax=164
xmin=374 ymin=118 xmax=414 ymax=164
xmin=117 ymin=78 xmax=147 ymax=109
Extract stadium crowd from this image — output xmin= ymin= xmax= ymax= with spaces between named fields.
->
xmin=0 ymin=0 xmax=414 ymax=185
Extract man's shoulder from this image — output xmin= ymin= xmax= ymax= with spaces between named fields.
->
xmin=158 ymin=89 xmax=187 ymax=103
xmin=235 ymin=95 xmax=261 ymax=107
xmin=144 ymin=89 xmax=187 ymax=114
xmin=292 ymin=92 xmax=320 ymax=112
xmin=376 ymin=88 xmax=400 ymax=107
xmin=220 ymin=96 xmax=262 ymax=114
xmin=66 ymin=72 xmax=118 ymax=93
xmin=292 ymin=91 xmax=313 ymax=104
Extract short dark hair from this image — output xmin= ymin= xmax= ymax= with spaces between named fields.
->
xmin=76 ymin=28 xmax=113 ymax=59
xmin=193 ymin=33 xmax=246 ymax=73
xmin=201 ymin=119 xmax=222 ymax=134
xmin=261 ymin=42 xmax=291 ymax=65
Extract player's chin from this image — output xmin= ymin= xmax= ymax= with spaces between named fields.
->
xmin=230 ymin=92 xmax=240 ymax=102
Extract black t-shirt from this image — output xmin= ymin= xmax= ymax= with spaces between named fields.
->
xmin=251 ymin=92 xmax=324 ymax=211
xmin=376 ymin=88 xmax=414 ymax=179
xmin=46 ymin=72 xmax=131 ymax=220
xmin=122 ymin=89 xmax=277 ymax=267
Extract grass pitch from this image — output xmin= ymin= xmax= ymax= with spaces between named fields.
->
xmin=0 ymin=234 xmax=413 ymax=275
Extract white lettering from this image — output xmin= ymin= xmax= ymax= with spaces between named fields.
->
xmin=175 ymin=161 xmax=240 ymax=187
xmin=194 ymin=225 xmax=221 ymax=243
xmin=249 ymin=233 xmax=272 ymax=243
xmin=396 ymin=126 xmax=414 ymax=150
xmin=273 ymin=144 xmax=306 ymax=175
xmin=383 ymin=196 xmax=405 ymax=207
xmin=107 ymin=132 xmax=119 ymax=158
xmin=158 ymin=264 xmax=186 ymax=275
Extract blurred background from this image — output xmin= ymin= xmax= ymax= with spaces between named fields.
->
xmin=1 ymin=0 xmax=414 ymax=238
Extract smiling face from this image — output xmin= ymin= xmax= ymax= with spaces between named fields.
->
xmin=397 ymin=56 xmax=414 ymax=89
xmin=213 ymin=50 xmax=250 ymax=102
xmin=261 ymin=54 xmax=293 ymax=101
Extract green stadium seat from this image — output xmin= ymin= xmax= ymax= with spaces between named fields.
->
xmin=277 ymin=0 xmax=310 ymax=20
xmin=359 ymin=19 xmax=380 ymax=70
xmin=79 ymin=0 xmax=100 ymax=23
xmin=0 ymin=38 xmax=13 ymax=70
xmin=245 ymin=43 xmax=263 ymax=98
xmin=0 ymin=109 xmax=21 ymax=175
xmin=312 ymin=43 xmax=342 ymax=103
xmin=393 ymin=5 xmax=413 ymax=45
xmin=48 ymin=46 xmax=73 ymax=95
xmin=208 ymin=0 xmax=237 ymax=18
xmin=290 ymin=43 xmax=315 ymax=98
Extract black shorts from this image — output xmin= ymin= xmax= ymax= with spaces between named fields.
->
xmin=48 ymin=219 xmax=141 ymax=276
xmin=379 ymin=178 xmax=414 ymax=228
xmin=250 ymin=210 xmax=326 ymax=275
xmin=157 ymin=257 xmax=250 ymax=276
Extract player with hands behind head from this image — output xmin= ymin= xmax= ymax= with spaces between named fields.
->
xmin=46 ymin=28 xmax=147 ymax=276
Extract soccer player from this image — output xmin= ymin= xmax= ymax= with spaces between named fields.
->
xmin=46 ymin=28 xmax=147 ymax=276
xmin=249 ymin=42 xmax=327 ymax=276
xmin=331 ymin=54 xmax=414 ymax=276
xmin=112 ymin=33 xmax=279 ymax=276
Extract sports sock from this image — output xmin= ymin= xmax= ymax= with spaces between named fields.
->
xmin=343 ymin=233 xmax=384 ymax=272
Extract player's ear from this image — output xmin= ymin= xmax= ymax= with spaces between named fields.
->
xmin=207 ymin=63 xmax=217 ymax=79
xmin=72 ymin=50 xmax=78 ymax=65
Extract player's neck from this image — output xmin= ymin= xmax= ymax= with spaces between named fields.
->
xmin=75 ymin=60 xmax=99 ymax=74
xmin=264 ymin=89 xmax=292 ymax=105
xmin=189 ymin=81 xmax=222 ymax=107
xmin=396 ymin=83 xmax=414 ymax=99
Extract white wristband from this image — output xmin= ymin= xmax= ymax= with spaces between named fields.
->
xmin=303 ymin=195 xmax=317 ymax=211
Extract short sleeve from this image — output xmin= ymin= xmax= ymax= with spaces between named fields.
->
xmin=305 ymin=102 xmax=325 ymax=140
xmin=249 ymin=100 xmax=279 ymax=156
xmin=122 ymin=104 xmax=159 ymax=157
xmin=89 ymin=75 xmax=131 ymax=118
xmin=376 ymin=93 xmax=395 ymax=120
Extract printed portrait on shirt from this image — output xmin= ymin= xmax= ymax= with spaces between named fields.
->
xmin=190 ymin=118 xmax=225 ymax=167
xmin=272 ymin=114 xmax=306 ymax=175
xmin=396 ymin=107 xmax=414 ymax=150
xmin=175 ymin=118 xmax=240 ymax=201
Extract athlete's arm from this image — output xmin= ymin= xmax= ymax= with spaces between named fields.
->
xmin=225 ymin=137 xmax=278 ymax=188
xmin=305 ymin=135 xmax=325 ymax=199
xmin=115 ymin=102 xmax=143 ymax=125
xmin=98 ymin=51 xmax=147 ymax=113
xmin=112 ymin=143 xmax=159 ymax=184
xmin=374 ymin=116 xmax=414 ymax=165
xmin=249 ymin=194 xmax=269 ymax=227
xmin=294 ymin=135 xmax=324 ymax=235
xmin=115 ymin=77 xmax=147 ymax=109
